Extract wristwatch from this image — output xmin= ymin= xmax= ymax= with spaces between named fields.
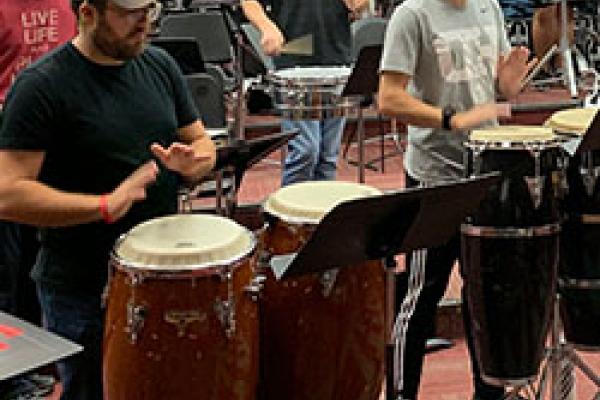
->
xmin=442 ymin=105 xmax=456 ymax=131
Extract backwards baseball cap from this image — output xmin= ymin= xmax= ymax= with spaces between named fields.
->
xmin=110 ymin=0 xmax=157 ymax=8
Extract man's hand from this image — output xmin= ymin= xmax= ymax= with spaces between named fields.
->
xmin=498 ymin=47 xmax=538 ymax=98
xmin=150 ymin=142 xmax=213 ymax=177
xmin=260 ymin=23 xmax=285 ymax=56
xmin=106 ymin=160 xmax=159 ymax=221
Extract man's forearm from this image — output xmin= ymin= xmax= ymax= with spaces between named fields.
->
xmin=241 ymin=0 xmax=277 ymax=32
xmin=0 ymin=179 xmax=102 ymax=227
xmin=378 ymin=88 xmax=443 ymax=129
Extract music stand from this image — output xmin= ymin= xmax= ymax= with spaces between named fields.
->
xmin=150 ymin=37 xmax=206 ymax=74
xmin=575 ymin=108 xmax=600 ymax=153
xmin=182 ymin=130 xmax=298 ymax=215
xmin=0 ymin=311 xmax=82 ymax=380
xmin=341 ymin=45 xmax=402 ymax=182
xmin=267 ymin=173 xmax=501 ymax=400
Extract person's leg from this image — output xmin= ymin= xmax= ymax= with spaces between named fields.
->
xmin=394 ymin=174 xmax=461 ymax=400
xmin=314 ymin=117 xmax=345 ymax=181
xmin=281 ymin=119 xmax=320 ymax=186
xmin=37 ymin=283 xmax=103 ymax=400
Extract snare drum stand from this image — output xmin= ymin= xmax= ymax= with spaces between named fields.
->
xmin=531 ymin=294 xmax=600 ymax=400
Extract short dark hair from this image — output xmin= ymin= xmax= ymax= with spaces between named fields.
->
xmin=71 ymin=0 xmax=108 ymax=13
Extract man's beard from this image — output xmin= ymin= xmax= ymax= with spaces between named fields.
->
xmin=92 ymin=16 xmax=147 ymax=61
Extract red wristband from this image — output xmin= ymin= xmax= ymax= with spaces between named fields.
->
xmin=99 ymin=194 xmax=114 ymax=224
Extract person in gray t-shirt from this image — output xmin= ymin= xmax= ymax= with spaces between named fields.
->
xmin=378 ymin=0 xmax=536 ymax=399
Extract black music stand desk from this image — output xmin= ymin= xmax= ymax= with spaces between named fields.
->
xmin=576 ymin=108 xmax=600 ymax=153
xmin=192 ymin=130 xmax=298 ymax=215
xmin=269 ymin=173 xmax=501 ymax=400
xmin=341 ymin=45 xmax=394 ymax=182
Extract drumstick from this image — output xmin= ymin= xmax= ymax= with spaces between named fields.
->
xmin=519 ymin=44 xmax=559 ymax=91
xmin=280 ymin=34 xmax=313 ymax=56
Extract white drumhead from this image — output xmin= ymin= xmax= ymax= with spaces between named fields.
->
xmin=546 ymin=108 xmax=598 ymax=135
xmin=115 ymin=214 xmax=254 ymax=268
xmin=470 ymin=126 xmax=556 ymax=142
xmin=264 ymin=181 xmax=381 ymax=223
xmin=273 ymin=66 xmax=351 ymax=80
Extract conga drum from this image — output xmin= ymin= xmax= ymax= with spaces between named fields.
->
xmin=258 ymin=181 xmax=385 ymax=400
xmin=103 ymin=214 xmax=259 ymax=400
xmin=462 ymin=126 xmax=561 ymax=385
xmin=547 ymin=107 xmax=600 ymax=349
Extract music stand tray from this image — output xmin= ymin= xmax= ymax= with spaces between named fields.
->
xmin=150 ymin=37 xmax=206 ymax=74
xmin=0 ymin=311 xmax=82 ymax=380
xmin=270 ymin=173 xmax=501 ymax=280
xmin=576 ymin=108 xmax=600 ymax=153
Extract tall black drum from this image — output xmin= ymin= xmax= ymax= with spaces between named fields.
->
xmin=464 ymin=126 xmax=564 ymax=227
xmin=462 ymin=224 xmax=559 ymax=385
xmin=462 ymin=126 xmax=562 ymax=385
xmin=546 ymin=107 xmax=600 ymax=349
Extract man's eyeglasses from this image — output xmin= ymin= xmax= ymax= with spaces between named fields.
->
xmin=106 ymin=1 xmax=162 ymax=23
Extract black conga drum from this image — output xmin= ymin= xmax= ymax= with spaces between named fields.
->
xmin=547 ymin=108 xmax=600 ymax=349
xmin=462 ymin=126 xmax=562 ymax=385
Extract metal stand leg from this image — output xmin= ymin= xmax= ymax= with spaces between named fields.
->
xmin=559 ymin=0 xmax=578 ymax=98
xmin=535 ymin=293 xmax=600 ymax=400
xmin=357 ymin=105 xmax=366 ymax=183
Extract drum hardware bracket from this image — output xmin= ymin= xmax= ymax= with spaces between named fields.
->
xmin=164 ymin=310 xmax=203 ymax=337
xmin=525 ymin=175 xmax=546 ymax=209
xmin=126 ymin=300 xmax=147 ymax=344
xmin=579 ymin=165 xmax=600 ymax=197
xmin=214 ymin=297 xmax=236 ymax=338
xmin=244 ymin=275 xmax=266 ymax=301
xmin=320 ymin=269 xmax=339 ymax=298
xmin=215 ymin=265 xmax=236 ymax=338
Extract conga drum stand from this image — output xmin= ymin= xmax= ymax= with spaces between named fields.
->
xmin=268 ymin=173 xmax=501 ymax=400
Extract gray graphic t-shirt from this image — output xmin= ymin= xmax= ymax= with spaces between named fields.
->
xmin=380 ymin=0 xmax=510 ymax=183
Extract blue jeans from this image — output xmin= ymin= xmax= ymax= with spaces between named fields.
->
xmin=37 ymin=283 xmax=103 ymax=400
xmin=499 ymin=0 xmax=534 ymax=18
xmin=281 ymin=117 xmax=345 ymax=186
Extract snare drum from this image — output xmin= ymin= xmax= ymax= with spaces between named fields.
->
xmin=259 ymin=181 xmax=385 ymax=400
xmin=103 ymin=214 xmax=259 ymax=400
xmin=547 ymin=107 xmax=600 ymax=348
xmin=465 ymin=126 xmax=564 ymax=226
xmin=462 ymin=126 xmax=561 ymax=385
xmin=267 ymin=66 xmax=352 ymax=120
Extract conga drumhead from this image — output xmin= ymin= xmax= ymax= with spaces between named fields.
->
xmin=264 ymin=181 xmax=381 ymax=223
xmin=115 ymin=214 xmax=254 ymax=268
xmin=545 ymin=108 xmax=598 ymax=135
xmin=469 ymin=126 xmax=556 ymax=144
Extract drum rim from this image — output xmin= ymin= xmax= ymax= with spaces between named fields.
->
xmin=464 ymin=138 xmax=564 ymax=151
xmin=267 ymin=67 xmax=351 ymax=86
xmin=110 ymin=230 xmax=257 ymax=277
xmin=559 ymin=277 xmax=600 ymax=289
xmin=461 ymin=223 xmax=561 ymax=238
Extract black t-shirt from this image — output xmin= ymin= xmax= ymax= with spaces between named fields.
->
xmin=0 ymin=43 xmax=199 ymax=294
xmin=261 ymin=0 xmax=352 ymax=69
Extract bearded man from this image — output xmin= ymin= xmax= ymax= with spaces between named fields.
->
xmin=0 ymin=1 xmax=216 ymax=398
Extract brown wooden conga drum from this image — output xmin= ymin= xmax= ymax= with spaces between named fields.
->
xmin=103 ymin=214 xmax=259 ymax=400
xmin=258 ymin=181 xmax=386 ymax=400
